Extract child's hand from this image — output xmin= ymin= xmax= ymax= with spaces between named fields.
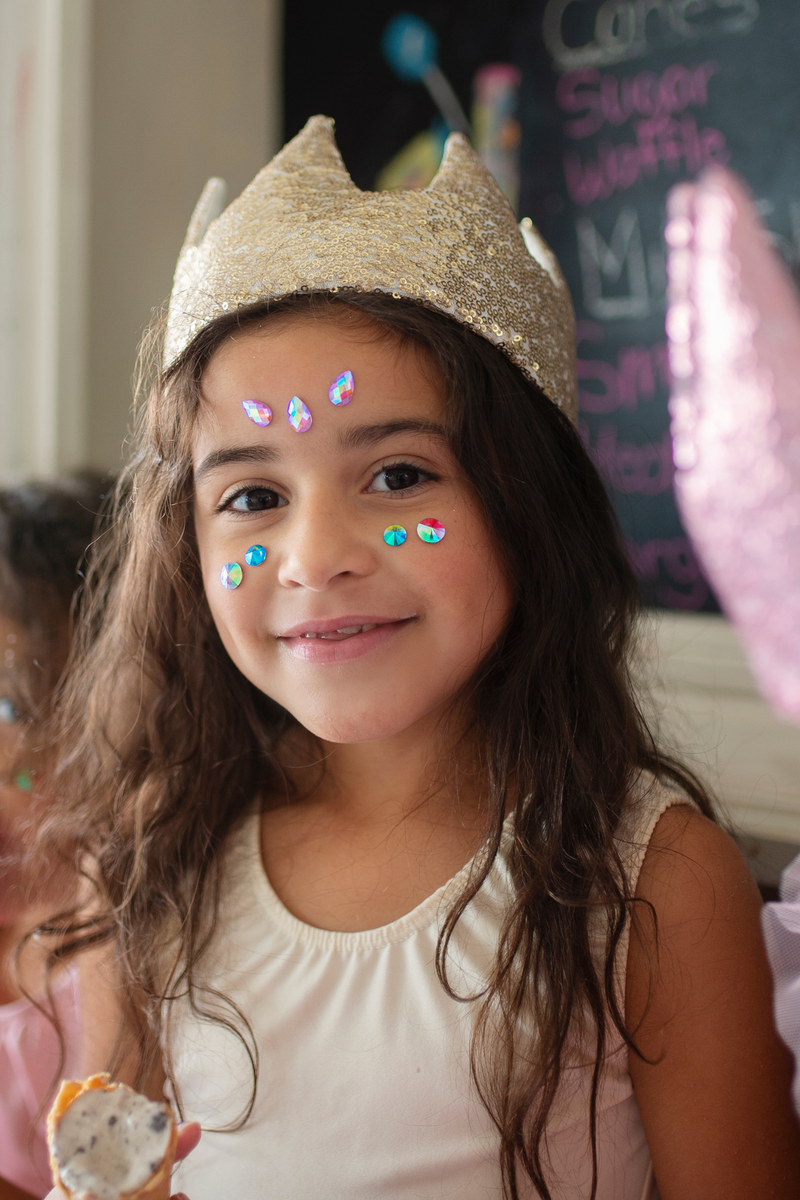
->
xmin=43 ymin=1121 xmax=201 ymax=1200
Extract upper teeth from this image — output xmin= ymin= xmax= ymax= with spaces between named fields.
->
xmin=300 ymin=624 xmax=376 ymax=638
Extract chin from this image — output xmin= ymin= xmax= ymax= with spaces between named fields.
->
xmin=284 ymin=697 xmax=439 ymax=745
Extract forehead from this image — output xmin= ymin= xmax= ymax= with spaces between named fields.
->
xmin=195 ymin=314 xmax=445 ymax=449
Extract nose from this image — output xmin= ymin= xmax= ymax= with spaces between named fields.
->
xmin=276 ymin=493 xmax=377 ymax=591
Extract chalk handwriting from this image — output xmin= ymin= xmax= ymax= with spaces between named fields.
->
xmin=564 ymin=113 xmax=729 ymax=204
xmin=556 ymin=62 xmax=717 ymax=139
xmin=544 ymin=0 xmax=759 ymax=73
xmin=580 ymin=420 xmax=674 ymax=495
xmin=577 ymin=207 xmax=650 ymax=318
xmin=626 ymin=536 xmax=710 ymax=609
xmin=577 ymin=321 xmax=669 ymax=412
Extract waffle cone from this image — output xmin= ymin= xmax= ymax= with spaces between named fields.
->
xmin=47 ymin=1074 xmax=177 ymax=1200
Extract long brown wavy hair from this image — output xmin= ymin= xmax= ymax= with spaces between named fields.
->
xmin=43 ymin=291 xmax=713 ymax=1200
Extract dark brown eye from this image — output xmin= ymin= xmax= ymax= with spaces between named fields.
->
xmin=370 ymin=464 xmax=432 ymax=493
xmin=228 ymin=488 xmax=285 ymax=512
xmin=384 ymin=467 xmax=421 ymax=490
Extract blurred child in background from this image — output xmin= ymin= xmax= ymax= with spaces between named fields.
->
xmin=0 ymin=477 xmax=109 ymax=1200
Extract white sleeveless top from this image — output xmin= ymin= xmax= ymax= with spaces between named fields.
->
xmin=169 ymin=777 xmax=689 ymax=1200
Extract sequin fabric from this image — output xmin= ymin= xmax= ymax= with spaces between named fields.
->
xmin=165 ymin=116 xmax=577 ymax=420
xmin=667 ymin=168 xmax=800 ymax=722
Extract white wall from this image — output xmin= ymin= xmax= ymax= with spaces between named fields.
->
xmin=0 ymin=0 xmax=91 ymax=480
xmin=639 ymin=610 xmax=800 ymax=872
xmin=0 ymin=0 xmax=282 ymax=479
xmin=87 ymin=0 xmax=282 ymax=469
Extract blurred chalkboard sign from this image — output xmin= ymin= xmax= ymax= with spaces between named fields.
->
xmin=285 ymin=1 xmax=800 ymax=611
xmin=518 ymin=0 xmax=800 ymax=610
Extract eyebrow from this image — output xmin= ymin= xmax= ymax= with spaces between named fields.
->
xmin=195 ymin=444 xmax=282 ymax=481
xmin=337 ymin=419 xmax=447 ymax=450
xmin=195 ymin=420 xmax=447 ymax=482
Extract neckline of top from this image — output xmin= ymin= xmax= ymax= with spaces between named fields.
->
xmin=242 ymin=809 xmax=516 ymax=953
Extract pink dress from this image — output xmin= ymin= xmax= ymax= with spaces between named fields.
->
xmin=0 ymin=966 xmax=82 ymax=1197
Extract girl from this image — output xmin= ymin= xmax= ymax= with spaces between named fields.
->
xmin=0 ymin=478 xmax=108 ymax=1200
xmin=43 ymin=118 xmax=799 ymax=1200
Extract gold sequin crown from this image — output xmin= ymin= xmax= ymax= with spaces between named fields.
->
xmin=165 ymin=115 xmax=577 ymax=419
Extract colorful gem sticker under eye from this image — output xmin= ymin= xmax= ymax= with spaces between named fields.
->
xmin=13 ymin=769 xmax=34 ymax=791
xmin=242 ymin=399 xmax=273 ymax=426
xmin=383 ymin=525 xmax=407 ymax=546
xmin=220 ymin=562 xmax=243 ymax=589
xmin=417 ymin=518 xmax=446 ymax=543
xmin=329 ymin=370 xmax=354 ymax=406
xmin=245 ymin=544 xmax=267 ymax=566
xmin=287 ymin=396 xmax=313 ymax=432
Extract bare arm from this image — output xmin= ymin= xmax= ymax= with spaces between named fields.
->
xmin=627 ymin=805 xmax=800 ymax=1199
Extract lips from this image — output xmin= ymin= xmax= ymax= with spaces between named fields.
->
xmin=277 ymin=615 xmax=414 ymax=663
xmin=296 ymin=623 xmax=377 ymax=642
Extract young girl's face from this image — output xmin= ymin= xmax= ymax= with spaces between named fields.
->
xmin=192 ymin=314 xmax=511 ymax=744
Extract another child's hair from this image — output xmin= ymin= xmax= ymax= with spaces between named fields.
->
xmin=0 ymin=476 xmax=112 ymax=717
xmin=46 ymin=294 xmax=714 ymax=1200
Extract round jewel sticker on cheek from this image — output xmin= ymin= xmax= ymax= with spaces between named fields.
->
xmin=383 ymin=525 xmax=407 ymax=546
xmin=245 ymin=544 xmax=267 ymax=566
xmin=417 ymin=518 xmax=446 ymax=543
xmin=220 ymin=562 xmax=243 ymax=590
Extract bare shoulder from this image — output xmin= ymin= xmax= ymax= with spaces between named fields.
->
xmin=634 ymin=802 xmax=759 ymax=918
xmin=625 ymin=801 xmax=800 ymax=1200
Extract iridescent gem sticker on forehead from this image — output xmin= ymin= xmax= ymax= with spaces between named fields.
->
xmin=220 ymin=562 xmax=243 ymax=589
xmin=417 ymin=518 xmax=445 ymax=543
xmin=329 ymin=370 xmax=354 ymax=406
xmin=242 ymin=399 xmax=273 ymax=426
xmin=383 ymin=525 xmax=407 ymax=546
xmin=287 ymin=396 xmax=313 ymax=432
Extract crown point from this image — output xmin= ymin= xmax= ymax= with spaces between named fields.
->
xmin=184 ymin=177 xmax=228 ymax=251
xmin=427 ymin=132 xmax=504 ymax=204
xmin=254 ymin=113 xmax=355 ymax=197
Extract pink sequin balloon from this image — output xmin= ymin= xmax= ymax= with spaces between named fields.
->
xmin=667 ymin=168 xmax=800 ymax=723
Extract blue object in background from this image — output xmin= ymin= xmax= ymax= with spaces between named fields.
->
xmin=381 ymin=13 xmax=438 ymax=82
xmin=381 ymin=12 xmax=470 ymax=137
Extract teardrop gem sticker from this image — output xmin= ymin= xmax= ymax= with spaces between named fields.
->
xmin=416 ymin=518 xmax=445 ymax=543
xmin=287 ymin=396 xmax=313 ymax=432
xmin=242 ymin=400 xmax=272 ymax=426
xmin=329 ymin=370 xmax=354 ymax=406
xmin=220 ymin=563 xmax=243 ymax=589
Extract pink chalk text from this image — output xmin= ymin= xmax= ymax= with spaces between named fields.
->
xmin=578 ymin=321 xmax=669 ymax=414
xmin=627 ymin=537 xmax=710 ymax=610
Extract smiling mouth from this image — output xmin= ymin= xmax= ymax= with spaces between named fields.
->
xmin=298 ymin=624 xmax=377 ymax=642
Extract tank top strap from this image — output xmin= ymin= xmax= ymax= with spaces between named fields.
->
xmin=611 ymin=770 xmax=699 ymax=1018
